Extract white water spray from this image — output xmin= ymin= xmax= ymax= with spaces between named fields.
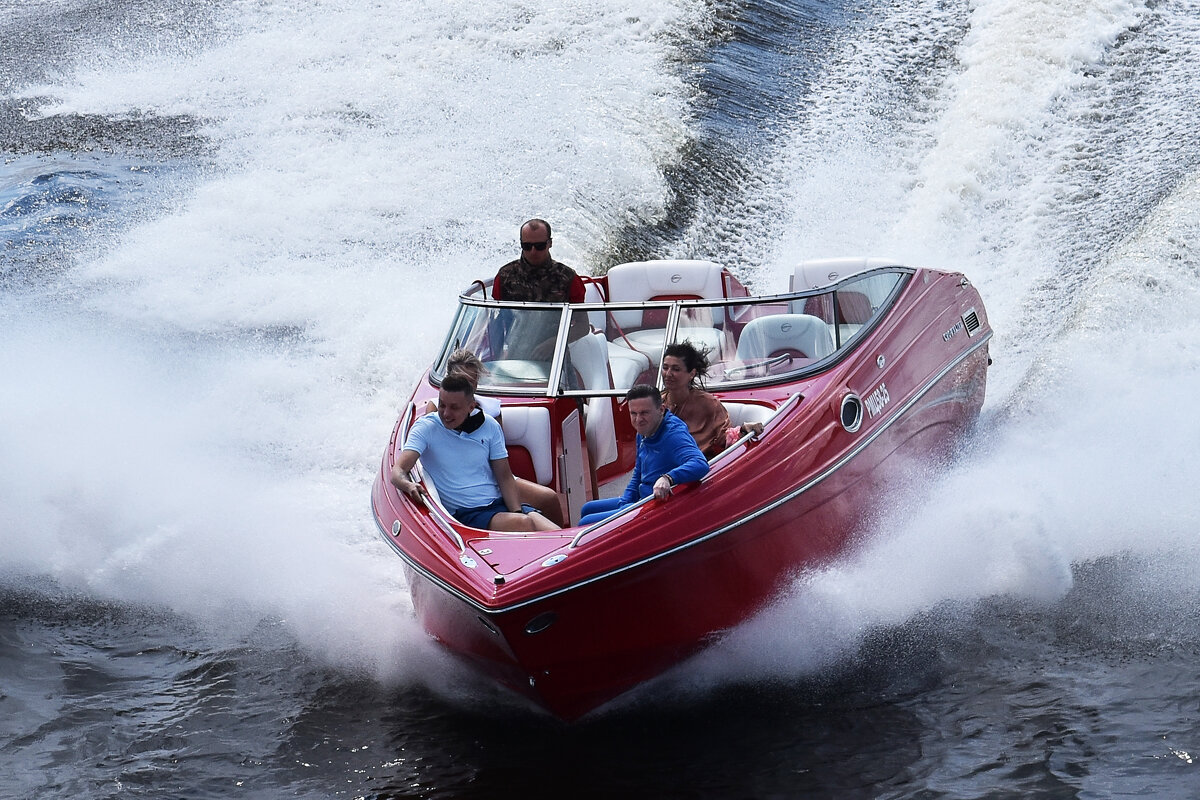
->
xmin=2 ymin=0 xmax=710 ymax=677
xmin=4 ymin=0 xmax=1200 ymax=704
xmin=665 ymin=0 xmax=1200 ymax=693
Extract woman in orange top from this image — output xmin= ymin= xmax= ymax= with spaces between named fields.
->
xmin=660 ymin=342 xmax=763 ymax=459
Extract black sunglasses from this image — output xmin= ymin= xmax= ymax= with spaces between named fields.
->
xmin=521 ymin=240 xmax=549 ymax=251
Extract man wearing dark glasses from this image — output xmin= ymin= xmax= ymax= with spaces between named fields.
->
xmin=492 ymin=218 xmax=585 ymax=304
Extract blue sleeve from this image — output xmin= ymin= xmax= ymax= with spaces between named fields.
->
xmin=665 ymin=424 xmax=710 ymax=486
xmin=621 ymin=438 xmax=642 ymax=503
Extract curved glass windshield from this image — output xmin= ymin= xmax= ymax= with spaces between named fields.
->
xmin=700 ymin=268 xmax=907 ymax=387
xmin=432 ymin=268 xmax=909 ymax=396
xmin=433 ymin=303 xmax=567 ymax=391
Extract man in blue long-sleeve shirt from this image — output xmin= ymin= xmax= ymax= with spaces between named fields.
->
xmin=578 ymin=384 xmax=710 ymax=525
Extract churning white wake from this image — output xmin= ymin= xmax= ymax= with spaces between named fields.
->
xmin=655 ymin=0 xmax=1200 ymax=697
xmin=2 ymin=0 xmax=710 ymax=673
xmin=5 ymin=0 xmax=1200 ymax=706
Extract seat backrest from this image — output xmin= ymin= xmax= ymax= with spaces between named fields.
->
xmin=800 ymin=293 xmax=834 ymax=323
xmin=500 ymin=406 xmax=553 ymax=485
xmin=562 ymin=332 xmax=618 ymax=468
xmin=584 ymin=396 xmax=618 ymax=470
xmin=722 ymin=402 xmax=774 ymax=429
xmin=791 ymin=257 xmax=897 ymax=291
xmin=605 ymin=341 xmax=651 ymax=390
xmin=800 ymin=290 xmax=872 ymax=348
xmin=736 ymin=314 xmax=834 ymax=362
xmin=567 ymin=331 xmax=613 ymax=391
xmin=606 ymin=260 xmax=728 ymax=329
xmin=836 ymin=290 xmax=872 ymax=324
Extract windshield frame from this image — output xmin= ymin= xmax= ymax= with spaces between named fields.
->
xmin=430 ymin=267 xmax=914 ymax=398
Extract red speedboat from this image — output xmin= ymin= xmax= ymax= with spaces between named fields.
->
xmin=371 ymin=257 xmax=991 ymax=718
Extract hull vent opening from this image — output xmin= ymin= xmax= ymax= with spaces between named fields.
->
xmin=840 ymin=394 xmax=864 ymax=433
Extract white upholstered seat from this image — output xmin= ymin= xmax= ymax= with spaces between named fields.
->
xmin=499 ymin=406 xmax=553 ymax=485
xmin=605 ymin=259 xmax=729 ymax=365
xmin=735 ymin=314 xmax=834 ymax=362
xmin=567 ymin=333 xmax=618 ymax=469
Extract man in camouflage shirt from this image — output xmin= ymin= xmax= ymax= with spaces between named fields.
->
xmin=492 ymin=219 xmax=588 ymax=364
xmin=492 ymin=219 xmax=585 ymax=303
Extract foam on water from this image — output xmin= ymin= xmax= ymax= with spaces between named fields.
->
xmin=3 ymin=0 xmax=710 ymax=678
xmin=652 ymin=0 xmax=1200 ymax=697
xmin=5 ymin=0 xmax=1200 ymax=707
xmin=0 ymin=306 xmax=418 ymax=671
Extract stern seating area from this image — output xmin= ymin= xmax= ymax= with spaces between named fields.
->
xmin=605 ymin=259 xmax=730 ymax=366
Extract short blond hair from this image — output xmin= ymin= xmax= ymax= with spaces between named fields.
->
xmin=446 ymin=348 xmax=487 ymax=381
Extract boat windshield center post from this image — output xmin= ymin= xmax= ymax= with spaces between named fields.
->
xmin=543 ymin=303 xmax=574 ymax=396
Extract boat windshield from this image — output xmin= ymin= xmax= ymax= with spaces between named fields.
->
xmin=432 ymin=268 xmax=910 ymax=397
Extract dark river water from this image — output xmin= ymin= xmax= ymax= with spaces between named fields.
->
xmin=4 ymin=0 xmax=1200 ymax=796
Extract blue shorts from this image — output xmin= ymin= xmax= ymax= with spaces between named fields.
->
xmin=453 ymin=498 xmax=540 ymax=529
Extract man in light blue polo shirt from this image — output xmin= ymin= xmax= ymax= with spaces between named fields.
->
xmin=390 ymin=374 xmax=560 ymax=531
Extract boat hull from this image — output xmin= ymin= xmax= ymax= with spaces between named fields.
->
xmin=371 ymin=264 xmax=991 ymax=718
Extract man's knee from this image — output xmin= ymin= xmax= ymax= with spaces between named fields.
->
xmin=491 ymin=512 xmax=537 ymax=532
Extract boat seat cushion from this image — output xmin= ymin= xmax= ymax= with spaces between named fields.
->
xmin=606 ymin=340 xmax=652 ymax=389
xmin=605 ymin=260 xmax=730 ymax=365
xmin=798 ymin=291 xmax=871 ymax=347
xmin=723 ymin=402 xmax=774 ymax=430
xmin=618 ymin=324 xmax=725 ymax=369
xmin=567 ymin=331 xmax=613 ymax=392
xmin=735 ymin=313 xmax=834 ymax=362
xmin=791 ymin=257 xmax=895 ymax=291
xmin=801 ymin=290 xmax=873 ymax=325
xmin=606 ymin=259 xmax=728 ymax=318
xmin=563 ymin=333 xmax=620 ymax=469
xmin=500 ymin=406 xmax=553 ymax=485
